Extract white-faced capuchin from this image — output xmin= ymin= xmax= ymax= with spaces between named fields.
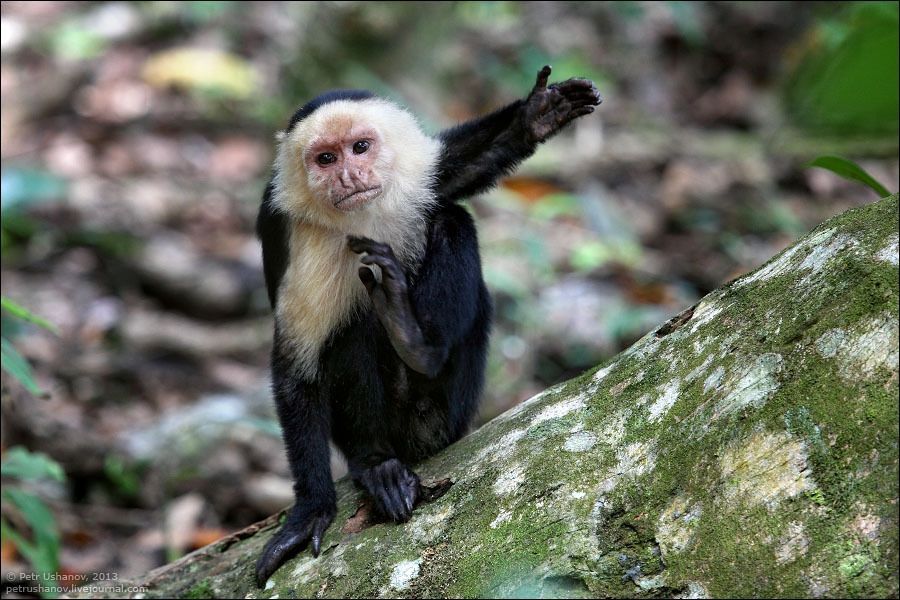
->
xmin=255 ymin=66 xmax=602 ymax=585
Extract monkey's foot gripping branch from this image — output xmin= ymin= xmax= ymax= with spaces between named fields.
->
xmin=255 ymin=502 xmax=336 ymax=587
xmin=352 ymin=458 xmax=421 ymax=523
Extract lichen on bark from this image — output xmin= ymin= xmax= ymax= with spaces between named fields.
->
xmin=89 ymin=195 xmax=898 ymax=599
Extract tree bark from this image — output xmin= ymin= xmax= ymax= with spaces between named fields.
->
xmin=79 ymin=195 xmax=899 ymax=599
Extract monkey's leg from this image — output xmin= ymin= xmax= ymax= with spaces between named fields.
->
xmin=255 ymin=335 xmax=336 ymax=587
xmin=324 ymin=330 xmax=421 ymax=524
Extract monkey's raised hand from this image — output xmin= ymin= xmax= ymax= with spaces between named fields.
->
xmin=255 ymin=502 xmax=335 ymax=587
xmin=524 ymin=65 xmax=602 ymax=144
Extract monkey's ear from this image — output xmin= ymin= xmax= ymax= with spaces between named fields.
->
xmin=275 ymin=130 xmax=286 ymax=142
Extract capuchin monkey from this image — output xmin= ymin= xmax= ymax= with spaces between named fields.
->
xmin=255 ymin=66 xmax=601 ymax=585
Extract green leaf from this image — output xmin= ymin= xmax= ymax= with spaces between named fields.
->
xmin=52 ymin=21 xmax=106 ymax=61
xmin=0 ymin=518 xmax=39 ymax=571
xmin=1 ymin=298 xmax=58 ymax=333
xmin=103 ymin=456 xmax=140 ymax=498
xmin=1 ymin=489 xmax=61 ymax=598
xmin=807 ymin=155 xmax=892 ymax=198
xmin=784 ymin=2 xmax=899 ymax=135
xmin=570 ymin=240 xmax=643 ymax=271
xmin=1 ymin=447 xmax=66 ymax=483
xmin=570 ymin=241 xmax=613 ymax=271
xmin=1 ymin=337 xmax=42 ymax=396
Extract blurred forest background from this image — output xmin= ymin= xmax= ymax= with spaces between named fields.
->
xmin=1 ymin=1 xmax=897 ymax=595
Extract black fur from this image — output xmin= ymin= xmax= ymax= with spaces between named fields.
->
xmin=435 ymin=99 xmax=532 ymax=203
xmin=286 ymin=89 xmax=375 ymax=132
xmin=255 ymin=68 xmax=601 ymax=586
xmin=256 ymin=182 xmax=289 ymax=308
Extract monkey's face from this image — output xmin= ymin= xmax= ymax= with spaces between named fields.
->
xmin=304 ymin=117 xmax=389 ymax=213
xmin=274 ymin=99 xmax=439 ymax=229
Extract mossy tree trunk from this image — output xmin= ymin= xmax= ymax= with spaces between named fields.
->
xmin=89 ymin=196 xmax=898 ymax=599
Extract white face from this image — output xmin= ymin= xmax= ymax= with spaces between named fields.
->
xmin=272 ymin=98 xmax=441 ymax=231
xmin=302 ymin=116 xmax=387 ymax=213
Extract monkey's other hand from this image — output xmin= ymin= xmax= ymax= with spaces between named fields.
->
xmin=347 ymin=236 xmax=409 ymax=306
xmin=255 ymin=502 xmax=336 ymax=587
xmin=524 ymin=65 xmax=602 ymax=144
xmin=357 ymin=458 xmax=420 ymax=523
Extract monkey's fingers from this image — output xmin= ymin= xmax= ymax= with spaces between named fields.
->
xmin=551 ymin=104 xmax=595 ymax=129
xmin=358 ymin=267 xmax=378 ymax=294
xmin=543 ymin=87 xmax=598 ymax=117
xmin=347 ymin=235 xmax=395 ymax=256
xmin=359 ymin=459 xmax=418 ymax=523
xmin=399 ymin=467 xmax=420 ymax=514
xmin=532 ymin=65 xmax=552 ymax=93
xmin=554 ymin=82 xmax=602 ymax=106
xmin=553 ymin=79 xmax=601 ymax=99
xmin=347 ymin=235 xmax=378 ymax=254
xmin=561 ymin=88 xmax=602 ymax=104
xmin=348 ymin=236 xmax=381 ymax=251
xmin=569 ymin=106 xmax=596 ymax=120
xmin=360 ymin=254 xmax=404 ymax=284
xmin=552 ymin=78 xmax=596 ymax=92
xmin=385 ymin=462 xmax=417 ymax=521
xmin=310 ymin=515 xmax=332 ymax=558
xmin=384 ymin=474 xmax=409 ymax=522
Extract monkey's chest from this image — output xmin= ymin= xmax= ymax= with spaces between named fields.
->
xmin=275 ymin=220 xmax=427 ymax=378
xmin=275 ymin=234 xmax=368 ymax=376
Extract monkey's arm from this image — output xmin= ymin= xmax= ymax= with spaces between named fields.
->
xmin=257 ymin=180 xmax=290 ymax=308
xmin=347 ymin=209 xmax=484 ymax=378
xmin=255 ymin=334 xmax=336 ymax=587
xmin=347 ymin=238 xmax=451 ymax=378
xmin=434 ymin=65 xmax=601 ymax=204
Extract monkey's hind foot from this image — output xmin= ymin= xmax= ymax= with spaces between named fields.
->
xmin=255 ymin=503 xmax=335 ymax=587
xmin=356 ymin=458 xmax=420 ymax=523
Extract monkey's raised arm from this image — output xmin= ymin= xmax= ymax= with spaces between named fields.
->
xmin=255 ymin=339 xmax=336 ymax=586
xmin=434 ymin=65 xmax=601 ymax=204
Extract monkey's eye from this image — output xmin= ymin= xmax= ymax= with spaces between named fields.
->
xmin=352 ymin=140 xmax=370 ymax=154
xmin=316 ymin=152 xmax=336 ymax=166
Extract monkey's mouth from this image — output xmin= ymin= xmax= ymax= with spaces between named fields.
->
xmin=334 ymin=186 xmax=382 ymax=212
